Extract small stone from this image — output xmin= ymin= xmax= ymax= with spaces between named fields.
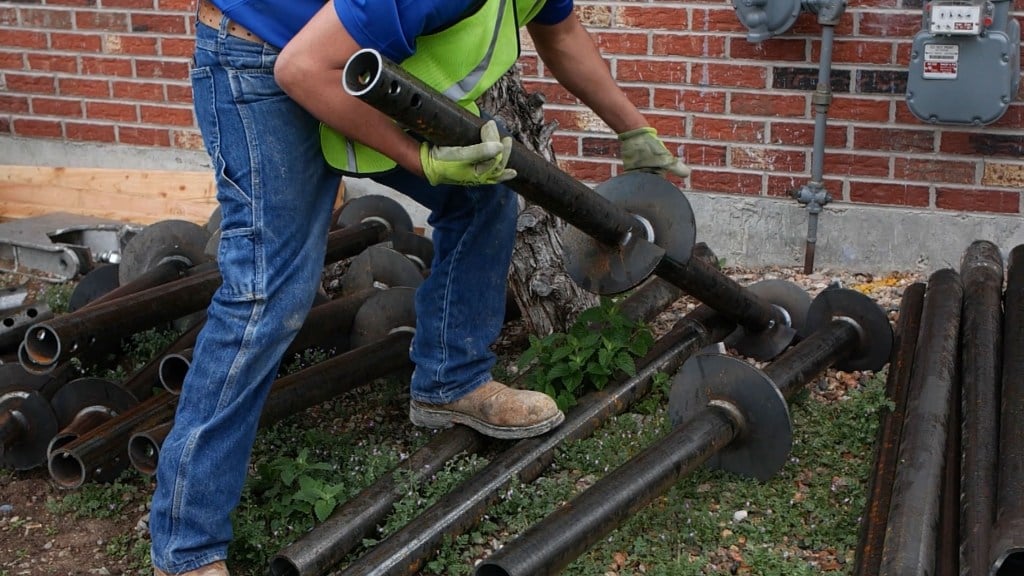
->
xmin=732 ymin=510 xmax=748 ymax=523
xmin=0 ymin=504 xmax=13 ymax=516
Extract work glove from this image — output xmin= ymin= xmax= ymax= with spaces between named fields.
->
xmin=618 ymin=127 xmax=691 ymax=178
xmin=420 ymin=120 xmax=517 ymax=186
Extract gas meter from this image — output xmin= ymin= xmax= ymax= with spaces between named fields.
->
xmin=906 ymin=0 xmax=1020 ymax=125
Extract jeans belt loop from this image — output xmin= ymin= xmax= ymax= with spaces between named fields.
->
xmin=196 ymin=0 xmax=263 ymax=44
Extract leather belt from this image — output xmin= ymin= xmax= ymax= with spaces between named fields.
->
xmin=196 ymin=0 xmax=263 ymax=44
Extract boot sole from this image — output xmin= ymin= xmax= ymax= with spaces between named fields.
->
xmin=409 ymin=402 xmax=566 ymax=440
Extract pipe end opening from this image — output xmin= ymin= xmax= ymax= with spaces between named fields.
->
xmin=48 ymin=450 xmax=87 ymax=489
xmin=342 ymin=49 xmax=383 ymax=97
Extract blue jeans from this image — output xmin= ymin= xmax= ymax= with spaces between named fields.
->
xmin=149 ymin=21 xmax=340 ymax=572
xmin=150 ymin=18 xmax=518 ymax=572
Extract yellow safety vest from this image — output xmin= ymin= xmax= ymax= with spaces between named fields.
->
xmin=321 ymin=0 xmax=547 ymax=175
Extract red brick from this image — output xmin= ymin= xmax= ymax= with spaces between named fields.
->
xmin=617 ymin=59 xmax=687 ymax=84
xmin=645 ymin=114 xmax=687 ymax=140
xmin=893 ymin=102 xmax=923 ymax=124
xmin=615 ymin=6 xmax=687 ymax=30
xmin=5 ymin=74 xmax=56 ymax=95
xmin=103 ymin=0 xmax=159 ymax=8
xmin=815 ymin=40 xmax=894 ymax=66
xmin=119 ymin=125 xmax=171 ymax=146
xmin=130 ymin=13 xmax=188 ymax=35
xmin=59 ymin=77 xmax=111 ymax=98
xmin=113 ymin=80 xmax=166 ymax=101
xmin=936 ymin=188 xmax=1019 ymax=214
xmin=581 ymin=135 xmax=616 ymax=159
xmin=0 ymin=50 xmax=24 ymax=69
xmin=157 ymin=0 xmax=195 ymax=11
xmin=732 ymin=146 xmax=807 ymax=172
xmin=75 ymin=10 xmax=129 ymax=31
xmin=895 ymin=42 xmax=913 ymax=66
xmin=171 ymin=129 xmax=205 ymax=150
xmin=894 ymin=158 xmax=977 ymax=184
xmin=849 ymin=0 xmax=899 ymax=7
xmin=160 ymin=37 xmax=194 ymax=58
xmin=51 ymin=33 xmax=103 ymax=51
xmin=824 ymin=152 xmax=890 ymax=176
xmin=0 ymin=7 xmax=15 ymax=26
xmin=14 ymin=118 xmax=63 ymax=138
xmin=766 ymin=175 xmax=841 ymax=198
xmin=652 ymin=88 xmax=727 ymax=114
xmin=791 ymin=11 xmax=855 ymax=35
xmin=691 ymin=8 xmax=748 ymax=33
xmin=829 ymin=97 xmax=891 ymax=122
xmin=141 ymin=104 xmax=195 ymax=126
xmin=692 ymin=63 xmax=768 ymax=89
xmin=593 ymin=32 xmax=648 ymax=55
xmin=43 ymin=0 xmax=95 ymax=6
xmin=2 ymin=30 xmax=48 ymax=49
xmin=855 ymin=127 xmax=934 ymax=153
xmin=20 ymin=8 xmax=73 ymax=29
xmin=770 ymin=121 xmax=847 ymax=147
xmin=26 ymin=53 xmax=77 ymax=73
xmin=991 ymin=105 xmax=1024 ymax=129
xmin=684 ymin=143 xmax=728 ymax=167
xmin=80 ymin=56 xmax=135 ymax=76
xmin=135 ymin=58 xmax=190 ymax=80
xmin=105 ymin=34 xmax=160 ymax=55
xmin=165 ymin=83 xmax=194 ymax=104
xmin=730 ymin=92 xmax=807 ymax=117
xmin=522 ymin=81 xmax=576 ymax=106
xmin=86 ymin=101 xmax=138 ymax=122
xmin=0 ymin=95 xmax=30 ymax=114
xmin=691 ymin=117 xmax=765 ymax=143
xmin=519 ymin=55 xmax=539 ymax=77
xmin=31 ymin=97 xmax=83 ymax=116
xmin=652 ymin=34 xmax=727 ymax=58
xmin=0 ymin=117 xmax=10 ymax=135
xmin=690 ymin=169 xmax=762 ymax=195
xmin=729 ymin=38 xmax=807 ymax=62
xmin=557 ymin=159 xmax=614 ymax=183
xmin=858 ymin=12 xmax=923 ymax=38
xmin=66 ymin=121 xmax=117 ymax=143
xmin=849 ymin=181 xmax=930 ymax=207
xmin=550 ymin=134 xmax=579 ymax=158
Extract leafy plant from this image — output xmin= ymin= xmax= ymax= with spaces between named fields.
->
xmin=517 ymin=298 xmax=654 ymax=409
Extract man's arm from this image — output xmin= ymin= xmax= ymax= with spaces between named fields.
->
xmin=526 ymin=13 xmax=648 ymax=134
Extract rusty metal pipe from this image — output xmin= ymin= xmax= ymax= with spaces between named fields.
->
xmin=958 ymin=241 xmax=1003 ymax=576
xmin=334 ymin=306 xmax=736 ymax=576
xmin=46 ymin=406 xmax=118 ymax=456
xmin=992 ymin=244 xmax=1024 ymax=575
xmin=21 ymin=223 xmax=389 ymax=370
xmin=476 ymin=312 xmax=868 ymax=576
xmin=269 ymin=272 xmax=695 ymax=576
xmin=158 ymin=348 xmax=192 ymax=393
xmin=342 ymin=50 xmax=788 ymax=346
xmin=854 ymin=282 xmax=926 ymax=576
xmin=128 ymin=420 xmax=173 ymax=476
xmin=879 ymin=268 xmax=963 ymax=575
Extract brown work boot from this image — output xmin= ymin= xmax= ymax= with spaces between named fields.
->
xmin=409 ymin=381 xmax=565 ymax=439
xmin=154 ymin=561 xmax=229 ymax=576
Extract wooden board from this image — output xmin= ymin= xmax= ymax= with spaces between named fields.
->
xmin=0 ymin=166 xmax=344 ymax=226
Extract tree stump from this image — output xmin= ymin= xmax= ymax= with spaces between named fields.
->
xmin=479 ymin=67 xmax=599 ymax=336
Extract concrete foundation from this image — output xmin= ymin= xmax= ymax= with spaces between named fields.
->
xmin=3 ymin=137 xmax=1021 ymax=275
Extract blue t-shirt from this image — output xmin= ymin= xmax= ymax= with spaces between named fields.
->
xmin=214 ymin=0 xmax=573 ymax=55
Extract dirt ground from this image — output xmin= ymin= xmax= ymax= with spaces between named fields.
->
xmin=0 ymin=262 xmax=921 ymax=576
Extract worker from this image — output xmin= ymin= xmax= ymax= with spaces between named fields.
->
xmin=150 ymin=1 xmax=690 ymax=574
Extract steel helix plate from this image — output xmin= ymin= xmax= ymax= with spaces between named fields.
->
xmin=68 ymin=263 xmax=121 ymax=311
xmin=205 ymin=204 xmax=223 ymax=235
xmin=119 ymin=219 xmax=212 ymax=286
xmin=669 ymin=353 xmax=793 ymax=481
xmin=0 ymin=388 xmax=58 ymax=470
xmin=342 ymin=244 xmax=424 ymax=295
xmin=0 ymin=363 xmax=53 ymax=392
xmin=804 ymin=288 xmax=893 ymax=372
xmin=50 ymin=377 xmax=138 ymax=428
xmin=336 ymin=195 xmax=414 ymax=235
xmin=391 ymin=230 xmax=434 ymax=271
xmin=726 ymin=279 xmax=810 ymax=360
xmin=564 ymin=172 xmax=693 ymax=294
xmin=350 ymin=287 xmax=416 ymax=349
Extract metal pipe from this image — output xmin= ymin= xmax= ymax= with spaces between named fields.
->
xmin=342 ymin=49 xmax=790 ymax=345
xmin=0 ymin=303 xmax=54 ymax=354
xmin=476 ymin=312 xmax=866 ymax=576
xmin=46 ymin=406 xmax=118 ymax=455
xmin=158 ymin=348 xmax=192 ymax=393
xmin=127 ymin=420 xmax=172 ymax=476
xmin=21 ymin=222 xmax=389 ymax=370
xmin=958 ymin=241 xmax=1003 ymax=576
xmin=853 ymin=282 xmax=926 ymax=576
xmin=334 ymin=306 xmax=736 ymax=576
xmin=991 ymin=244 xmax=1024 ymax=574
xmin=269 ymin=272 xmax=695 ymax=576
xmin=879 ymin=268 xmax=963 ymax=575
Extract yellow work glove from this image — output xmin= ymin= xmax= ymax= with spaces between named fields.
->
xmin=420 ymin=120 xmax=517 ymax=186
xmin=618 ymin=127 xmax=691 ymax=178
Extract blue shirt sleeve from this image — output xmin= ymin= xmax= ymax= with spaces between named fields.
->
xmin=335 ymin=0 xmax=481 ymax=63
xmin=531 ymin=0 xmax=573 ymax=25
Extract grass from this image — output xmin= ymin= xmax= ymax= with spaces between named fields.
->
xmin=40 ymin=299 xmax=893 ymax=576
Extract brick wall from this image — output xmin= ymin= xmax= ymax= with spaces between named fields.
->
xmin=1 ymin=0 xmax=1022 ymax=215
